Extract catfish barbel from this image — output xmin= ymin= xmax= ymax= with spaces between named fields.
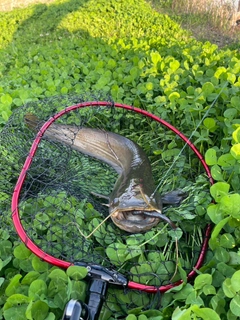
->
xmin=25 ymin=114 xmax=185 ymax=233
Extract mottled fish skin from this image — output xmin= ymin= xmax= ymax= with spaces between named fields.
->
xmin=25 ymin=114 xmax=176 ymax=233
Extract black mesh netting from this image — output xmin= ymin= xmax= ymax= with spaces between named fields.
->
xmin=0 ymin=94 xmax=212 ymax=314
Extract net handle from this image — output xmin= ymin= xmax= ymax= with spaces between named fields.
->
xmin=11 ymin=101 xmax=213 ymax=292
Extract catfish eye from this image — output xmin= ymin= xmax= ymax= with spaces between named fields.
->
xmin=111 ymin=198 xmax=119 ymax=206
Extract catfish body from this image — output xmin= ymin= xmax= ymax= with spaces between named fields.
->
xmin=25 ymin=114 xmax=176 ymax=233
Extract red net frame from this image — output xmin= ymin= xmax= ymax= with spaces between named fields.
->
xmin=11 ymin=101 xmax=213 ymax=293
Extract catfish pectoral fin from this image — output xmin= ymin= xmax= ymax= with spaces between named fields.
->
xmin=90 ymin=192 xmax=110 ymax=209
xmin=162 ymin=190 xmax=188 ymax=206
xmin=90 ymin=192 xmax=110 ymax=201
xmin=143 ymin=211 xmax=176 ymax=229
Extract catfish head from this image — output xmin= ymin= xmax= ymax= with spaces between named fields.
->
xmin=109 ymin=176 xmax=177 ymax=233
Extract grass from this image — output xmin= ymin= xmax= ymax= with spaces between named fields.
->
xmin=149 ymin=0 xmax=240 ymax=48
xmin=0 ymin=0 xmax=239 ymax=48
xmin=0 ymin=0 xmax=239 ymax=319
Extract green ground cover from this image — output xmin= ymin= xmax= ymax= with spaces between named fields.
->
xmin=0 ymin=0 xmax=240 ymax=319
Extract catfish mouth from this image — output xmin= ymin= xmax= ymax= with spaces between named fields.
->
xmin=113 ymin=210 xmax=157 ymax=224
xmin=111 ymin=209 xmax=176 ymax=233
xmin=111 ymin=209 xmax=161 ymax=233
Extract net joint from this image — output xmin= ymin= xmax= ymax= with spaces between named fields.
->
xmin=76 ymin=262 xmax=128 ymax=286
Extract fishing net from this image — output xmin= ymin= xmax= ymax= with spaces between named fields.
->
xmin=0 ymin=94 xmax=212 ymax=317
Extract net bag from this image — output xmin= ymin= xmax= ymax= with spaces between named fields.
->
xmin=0 ymin=94 xmax=213 ymax=317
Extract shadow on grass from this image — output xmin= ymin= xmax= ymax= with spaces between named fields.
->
xmin=6 ymin=0 xmax=90 ymax=45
